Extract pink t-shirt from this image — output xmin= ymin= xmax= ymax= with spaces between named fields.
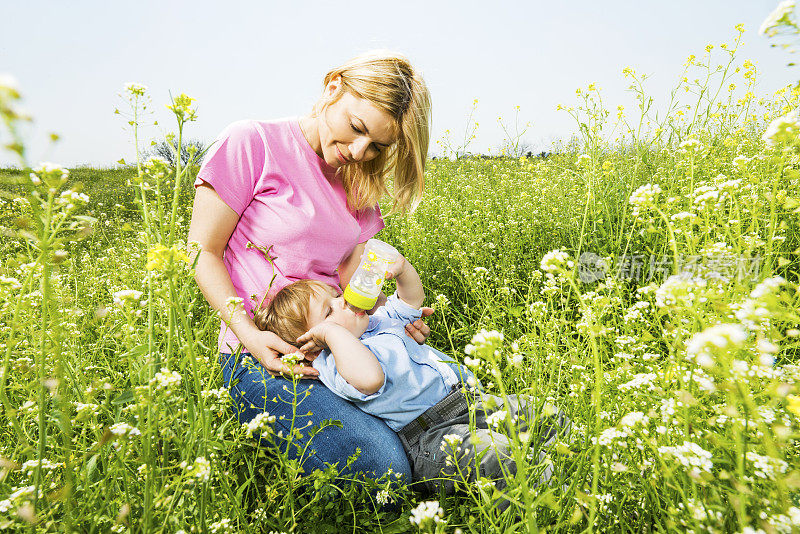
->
xmin=194 ymin=118 xmax=385 ymax=353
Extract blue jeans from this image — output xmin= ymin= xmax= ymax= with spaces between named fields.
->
xmin=220 ymin=352 xmax=412 ymax=481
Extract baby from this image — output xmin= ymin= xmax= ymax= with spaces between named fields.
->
xmin=254 ymin=254 xmax=569 ymax=504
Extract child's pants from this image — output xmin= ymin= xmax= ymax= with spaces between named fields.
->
xmin=396 ymin=385 xmax=571 ymax=510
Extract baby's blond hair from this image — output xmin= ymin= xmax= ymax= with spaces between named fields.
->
xmin=253 ymin=280 xmax=336 ymax=347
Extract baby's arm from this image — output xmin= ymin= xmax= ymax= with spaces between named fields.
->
xmin=387 ymin=255 xmax=425 ymax=309
xmin=297 ymin=322 xmax=384 ymax=395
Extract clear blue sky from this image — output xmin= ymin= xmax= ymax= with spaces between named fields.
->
xmin=1 ymin=0 xmax=794 ymax=167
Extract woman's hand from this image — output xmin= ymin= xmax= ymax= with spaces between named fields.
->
xmin=405 ymin=307 xmax=434 ymax=344
xmin=246 ymin=329 xmax=320 ymax=379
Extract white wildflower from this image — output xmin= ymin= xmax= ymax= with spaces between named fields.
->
xmin=678 ymin=138 xmax=703 ymax=152
xmin=243 ymin=412 xmax=276 ymax=438
xmin=620 ymin=411 xmax=649 ymax=428
xmin=746 ymin=452 xmax=788 ymax=479
xmin=0 ymin=275 xmax=22 ymax=291
xmin=655 ymin=274 xmax=706 ymax=309
xmin=686 ymin=323 xmax=748 ymax=368
xmin=182 ymin=456 xmax=211 ymax=483
xmin=763 ymin=109 xmax=800 ymax=146
xmin=440 ymin=434 xmax=462 ymax=451
xmin=150 ymin=368 xmax=182 ymax=392
xmin=434 ymin=293 xmax=451 ymax=310
xmin=658 ymin=441 xmax=713 ymax=475
xmin=109 ymin=422 xmax=141 ymax=438
xmin=376 ymin=489 xmax=392 ymax=505
xmin=629 ymin=183 xmax=662 ymax=217
xmin=20 ymin=459 xmax=61 ymax=475
xmin=751 ymin=276 xmax=785 ymax=299
xmin=112 ymin=289 xmax=143 ymax=306
xmin=409 ymin=500 xmax=444 ymax=527
xmin=540 ymin=249 xmax=574 ymax=273
xmin=281 ymin=351 xmax=304 ymax=366
xmin=618 ymin=373 xmax=657 ymax=392
xmin=732 ymin=155 xmax=749 ymax=169
xmin=486 ymin=410 xmax=508 ymax=429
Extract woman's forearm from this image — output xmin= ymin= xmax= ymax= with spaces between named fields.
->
xmin=193 ymin=249 xmax=262 ymax=351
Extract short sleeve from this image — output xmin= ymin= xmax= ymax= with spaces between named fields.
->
xmin=194 ymin=120 xmax=265 ymax=216
xmin=356 ymin=204 xmax=385 ymax=243
xmin=312 ymin=350 xmax=386 ymax=402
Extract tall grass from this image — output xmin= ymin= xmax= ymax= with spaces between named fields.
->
xmin=1 ymin=23 xmax=800 ymax=533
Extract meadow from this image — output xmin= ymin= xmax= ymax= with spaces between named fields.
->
xmin=1 ymin=21 xmax=800 ymax=533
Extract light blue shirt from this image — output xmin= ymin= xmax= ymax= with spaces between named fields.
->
xmin=312 ymin=292 xmax=475 ymax=431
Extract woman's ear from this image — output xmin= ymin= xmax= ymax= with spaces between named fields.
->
xmin=325 ymin=75 xmax=342 ymax=97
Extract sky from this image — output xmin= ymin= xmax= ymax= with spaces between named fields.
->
xmin=1 ymin=0 xmax=796 ymax=167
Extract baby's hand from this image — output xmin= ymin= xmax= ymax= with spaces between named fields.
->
xmin=296 ymin=322 xmax=337 ymax=354
xmin=384 ymin=254 xmax=408 ymax=281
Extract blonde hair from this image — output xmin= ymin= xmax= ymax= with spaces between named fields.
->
xmin=253 ymin=280 xmax=336 ymax=347
xmin=312 ymin=50 xmax=431 ymax=215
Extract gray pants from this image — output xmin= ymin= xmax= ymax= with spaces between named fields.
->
xmin=397 ymin=387 xmax=570 ymax=507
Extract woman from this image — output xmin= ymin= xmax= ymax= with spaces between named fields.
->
xmin=187 ymin=50 xmax=432 ymax=481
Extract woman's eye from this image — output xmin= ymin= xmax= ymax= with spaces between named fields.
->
xmin=325 ymin=307 xmax=332 ymax=317
xmin=350 ymin=123 xmax=361 ymax=134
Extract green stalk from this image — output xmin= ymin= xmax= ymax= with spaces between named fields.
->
xmin=0 ymin=260 xmax=38 ymax=445
xmin=564 ymin=273 xmax=601 ymax=532
xmin=131 ymin=96 xmax=156 ymax=534
xmin=33 ymin=186 xmax=55 ymax=516
xmin=653 ymin=207 xmax=679 ymax=274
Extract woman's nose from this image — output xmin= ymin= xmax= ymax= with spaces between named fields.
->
xmin=349 ymin=137 xmax=371 ymax=161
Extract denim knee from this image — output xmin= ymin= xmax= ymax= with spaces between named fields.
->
xmin=219 ymin=353 xmax=412 ymax=482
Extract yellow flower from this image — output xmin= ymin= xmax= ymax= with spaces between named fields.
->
xmin=787 ymin=395 xmax=800 ymax=418
xmin=166 ymin=93 xmax=197 ymax=123
xmin=146 ymin=243 xmax=191 ymax=272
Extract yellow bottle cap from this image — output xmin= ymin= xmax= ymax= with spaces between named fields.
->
xmin=343 ymin=285 xmax=377 ymax=311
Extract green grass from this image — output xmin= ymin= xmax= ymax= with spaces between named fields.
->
xmin=2 ymin=29 xmax=800 ymax=533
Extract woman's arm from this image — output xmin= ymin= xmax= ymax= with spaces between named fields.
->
xmin=337 ymin=241 xmax=365 ymax=289
xmin=188 ymin=183 xmax=318 ymax=378
xmin=297 ymin=322 xmax=384 ymax=395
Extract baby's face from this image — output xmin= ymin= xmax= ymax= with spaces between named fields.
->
xmin=307 ymin=287 xmax=370 ymax=338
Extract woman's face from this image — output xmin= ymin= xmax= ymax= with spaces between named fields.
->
xmin=317 ymin=79 xmax=397 ymax=169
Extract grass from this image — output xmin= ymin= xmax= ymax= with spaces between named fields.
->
xmin=1 ymin=25 xmax=800 ymax=533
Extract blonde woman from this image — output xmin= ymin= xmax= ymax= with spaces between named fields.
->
xmin=187 ymin=50 xmax=432 ymax=482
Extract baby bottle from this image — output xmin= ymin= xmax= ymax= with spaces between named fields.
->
xmin=343 ymin=239 xmax=400 ymax=312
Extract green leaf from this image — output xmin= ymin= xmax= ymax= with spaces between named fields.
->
xmin=86 ymin=454 xmax=100 ymax=483
xmin=111 ymin=389 xmax=135 ymax=405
